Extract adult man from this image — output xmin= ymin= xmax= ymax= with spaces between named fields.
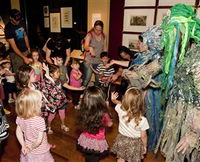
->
xmin=5 ymin=9 xmax=32 ymax=72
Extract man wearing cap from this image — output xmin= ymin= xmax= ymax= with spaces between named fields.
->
xmin=4 ymin=9 xmax=32 ymax=72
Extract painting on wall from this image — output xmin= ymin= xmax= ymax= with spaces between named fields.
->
xmin=61 ymin=7 xmax=73 ymax=28
xmin=44 ymin=17 xmax=49 ymax=28
xmin=50 ymin=13 xmax=61 ymax=33
xmin=159 ymin=0 xmax=194 ymax=6
xmin=43 ymin=6 xmax=49 ymax=17
xmin=123 ymin=9 xmax=154 ymax=32
xmin=125 ymin=0 xmax=156 ymax=7
xmin=156 ymin=9 xmax=170 ymax=25
xmin=122 ymin=34 xmax=139 ymax=51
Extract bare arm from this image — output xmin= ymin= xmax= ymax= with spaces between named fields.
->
xmin=24 ymin=31 xmax=30 ymax=53
xmin=62 ymin=83 xmax=85 ymax=91
xmin=7 ymin=39 xmax=31 ymax=64
xmin=64 ymin=48 xmax=71 ymax=66
xmin=84 ymin=34 xmax=95 ymax=56
xmin=72 ymin=71 xmax=82 ymax=80
xmin=30 ymin=131 xmax=44 ymax=150
xmin=103 ymin=36 xmax=107 ymax=52
xmin=141 ymin=130 xmax=147 ymax=154
xmin=46 ymin=48 xmax=53 ymax=64
xmin=111 ymin=92 xmax=121 ymax=104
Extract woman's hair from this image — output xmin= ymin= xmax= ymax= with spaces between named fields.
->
xmin=78 ymin=86 xmax=108 ymax=134
xmin=121 ymin=87 xmax=145 ymax=125
xmin=48 ymin=64 xmax=59 ymax=75
xmin=28 ymin=48 xmax=44 ymax=63
xmin=118 ymin=46 xmax=133 ymax=60
xmin=15 ymin=65 xmax=33 ymax=90
xmin=94 ymin=20 xmax=104 ymax=28
xmin=15 ymin=89 xmax=42 ymax=119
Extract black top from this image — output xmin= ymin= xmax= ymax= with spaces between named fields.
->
xmin=46 ymin=38 xmax=70 ymax=61
xmin=5 ymin=21 xmax=27 ymax=52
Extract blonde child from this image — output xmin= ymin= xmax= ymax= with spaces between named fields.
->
xmin=29 ymin=49 xmax=43 ymax=82
xmin=70 ymin=59 xmax=82 ymax=109
xmin=15 ymin=89 xmax=54 ymax=162
xmin=111 ymin=87 xmax=149 ymax=162
xmin=77 ymin=86 xmax=113 ymax=162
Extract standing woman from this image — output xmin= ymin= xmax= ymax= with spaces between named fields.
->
xmin=83 ymin=20 xmax=107 ymax=87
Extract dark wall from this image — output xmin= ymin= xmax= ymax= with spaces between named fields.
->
xmin=20 ymin=0 xmax=87 ymax=49
xmin=108 ymin=0 xmax=124 ymax=59
xmin=0 ymin=0 xmax=11 ymax=24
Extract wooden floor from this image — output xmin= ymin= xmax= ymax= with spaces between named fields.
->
xmin=0 ymin=101 xmax=165 ymax=162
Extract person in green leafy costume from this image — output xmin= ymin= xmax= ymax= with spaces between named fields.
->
xmin=156 ymin=4 xmax=200 ymax=162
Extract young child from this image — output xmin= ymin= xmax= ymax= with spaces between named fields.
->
xmin=1 ymin=60 xmax=17 ymax=103
xmin=111 ymin=87 xmax=149 ymax=162
xmin=96 ymin=52 xmax=115 ymax=87
xmin=77 ymin=86 xmax=113 ymax=162
xmin=70 ymin=59 xmax=82 ymax=109
xmin=29 ymin=49 xmax=43 ymax=82
xmin=15 ymin=89 xmax=54 ymax=162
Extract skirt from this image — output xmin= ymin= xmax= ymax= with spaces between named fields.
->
xmin=111 ymin=133 xmax=145 ymax=162
xmin=4 ymin=82 xmax=16 ymax=94
xmin=20 ymin=151 xmax=54 ymax=162
xmin=77 ymin=133 xmax=109 ymax=155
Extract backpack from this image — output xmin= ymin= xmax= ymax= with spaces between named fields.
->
xmin=81 ymin=31 xmax=105 ymax=60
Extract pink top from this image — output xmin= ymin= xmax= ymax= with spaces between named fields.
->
xmin=70 ymin=69 xmax=81 ymax=88
xmin=83 ymin=113 xmax=111 ymax=140
xmin=16 ymin=116 xmax=51 ymax=154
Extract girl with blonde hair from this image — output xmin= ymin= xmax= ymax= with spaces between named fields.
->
xmin=15 ymin=89 xmax=54 ymax=162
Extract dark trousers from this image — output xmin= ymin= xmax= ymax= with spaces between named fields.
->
xmin=85 ymin=153 xmax=100 ymax=162
xmin=71 ymin=90 xmax=82 ymax=106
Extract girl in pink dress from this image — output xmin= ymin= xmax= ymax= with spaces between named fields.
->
xmin=77 ymin=86 xmax=113 ymax=162
xmin=15 ymin=89 xmax=54 ymax=162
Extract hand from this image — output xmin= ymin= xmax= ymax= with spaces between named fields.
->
xmin=143 ymin=147 xmax=147 ymax=154
xmin=80 ymin=86 xmax=85 ymax=90
xmin=111 ymin=92 xmax=119 ymax=101
xmin=24 ymin=57 xmax=32 ymax=64
xmin=21 ymin=145 xmax=30 ymax=155
xmin=176 ymin=137 xmax=189 ymax=154
xmin=105 ymin=60 xmax=115 ymax=68
xmin=110 ymin=74 xmax=119 ymax=82
xmin=42 ymin=63 xmax=49 ymax=72
xmin=51 ymin=57 xmax=57 ymax=65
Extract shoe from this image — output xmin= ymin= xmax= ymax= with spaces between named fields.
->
xmin=3 ymin=109 xmax=11 ymax=115
xmin=8 ymin=98 xmax=15 ymax=104
xmin=48 ymin=127 xmax=53 ymax=134
xmin=74 ymin=105 xmax=80 ymax=110
xmin=61 ymin=125 xmax=69 ymax=132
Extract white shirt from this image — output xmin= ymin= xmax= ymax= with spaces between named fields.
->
xmin=115 ymin=104 xmax=149 ymax=138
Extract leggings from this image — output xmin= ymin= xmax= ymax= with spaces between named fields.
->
xmin=48 ymin=109 xmax=65 ymax=122
xmin=85 ymin=153 xmax=100 ymax=162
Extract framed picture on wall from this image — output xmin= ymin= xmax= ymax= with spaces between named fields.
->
xmin=123 ymin=9 xmax=154 ymax=32
xmin=44 ymin=17 xmax=50 ymax=28
xmin=61 ymin=7 xmax=73 ymax=28
xmin=43 ymin=6 xmax=49 ymax=17
xmin=159 ymin=0 xmax=194 ymax=6
xmin=50 ymin=13 xmax=61 ymax=33
xmin=125 ymin=0 xmax=156 ymax=7
xmin=122 ymin=34 xmax=140 ymax=51
xmin=156 ymin=9 xmax=170 ymax=25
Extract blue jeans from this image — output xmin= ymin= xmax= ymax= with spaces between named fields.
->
xmin=83 ymin=62 xmax=99 ymax=87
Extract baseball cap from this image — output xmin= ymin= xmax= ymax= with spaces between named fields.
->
xmin=10 ymin=9 xmax=22 ymax=21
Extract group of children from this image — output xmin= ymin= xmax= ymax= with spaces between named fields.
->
xmin=0 ymin=48 xmax=150 ymax=162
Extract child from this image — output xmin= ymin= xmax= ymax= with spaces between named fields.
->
xmin=77 ymin=86 xmax=113 ymax=162
xmin=70 ymin=59 xmax=82 ymax=109
xmin=29 ymin=49 xmax=43 ymax=82
xmin=96 ymin=52 xmax=115 ymax=87
xmin=15 ymin=89 xmax=54 ymax=162
xmin=1 ymin=60 xmax=17 ymax=103
xmin=111 ymin=87 xmax=149 ymax=162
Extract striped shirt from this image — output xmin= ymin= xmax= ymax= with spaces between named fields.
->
xmin=96 ymin=63 xmax=115 ymax=86
xmin=16 ymin=116 xmax=51 ymax=154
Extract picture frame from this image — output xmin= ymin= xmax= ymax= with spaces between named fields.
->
xmin=196 ymin=8 xmax=200 ymax=19
xmin=159 ymin=0 xmax=194 ymax=6
xmin=123 ymin=9 xmax=154 ymax=32
xmin=44 ymin=17 xmax=50 ymax=28
xmin=61 ymin=7 xmax=73 ymax=28
xmin=156 ymin=9 xmax=170 ymax=25
xmin=122 ymin=34 xmax=140 ymax=52
xmin=43 ymin=6 xmax=49 ymax=17
xmin=50 ymin=13 xmax=61 ymax=33
xmin=125 ymin=0 xmax=156 ymax=7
